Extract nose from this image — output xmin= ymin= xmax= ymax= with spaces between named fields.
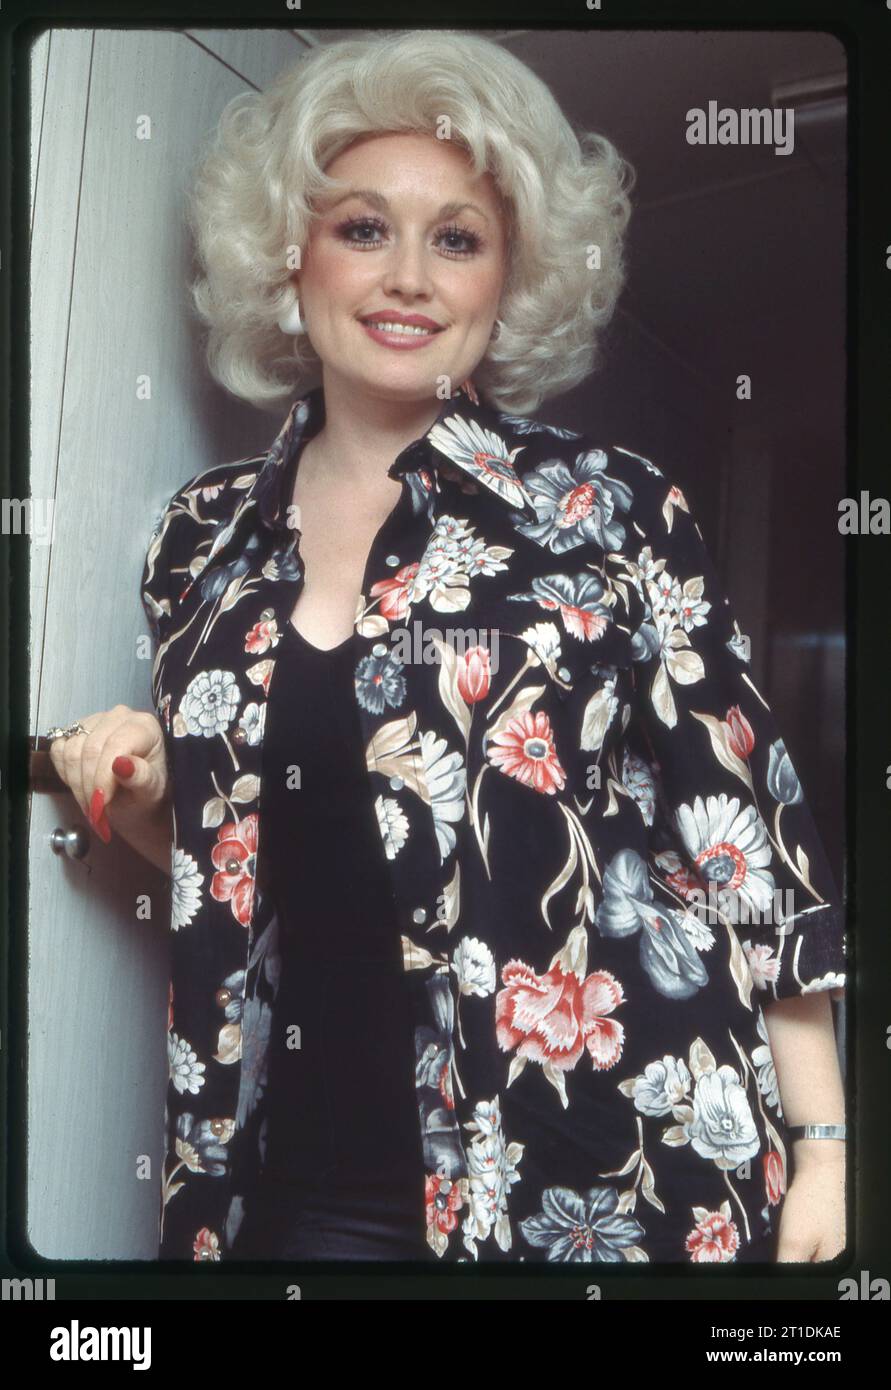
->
xmin=380 ymin=231 xmax=436 ymax=300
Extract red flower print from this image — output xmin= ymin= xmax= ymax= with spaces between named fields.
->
xmin=655 ymin=849 xmax=707 ymax=901
xmin=370 ymin=563 xmax=419 ymax=621
xmin=457 ymin=645 xmax=492 ymax=704
xmin=193 ymin=1227 xmax=221 ymax=1261
xmin=725 ymin=705 xmax=755 ymax=758
xmin=437 ymin=1057 xmax=456 ymax=1111
xmin=425 ymin=1174 xmax=464 ymax=1237
xmin=744 ymin=941 xmax=780 ymax=990
xmin=556 ymin=601 xmax=610 ymax=642
xmin=764 ymin=1150 xmax=786 ymax=1206
xmin=672 ymin=866 xmax=706 ymax=900
xmin=496 ymin=958 xmax=625 ymax=1071
xmin=559 ymin=481 xmax=598 ymax=525
xmin=210 ymin=814 xmax=258 ymax=926
xmin=685 ymin=1208 xmax=740 ymax=1262
xmin=245 ymin=619 xmax=278 ymax=655
xmin=487 ymin=709 xmax=566 ymax=793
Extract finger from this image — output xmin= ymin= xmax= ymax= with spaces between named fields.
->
xmin=92 ymin=715 xmax=167 ymax=813
xmin=76 ymin=706 xmax=135 ymax=817
xmin=59 ymin=713 xmax=115 ymax=818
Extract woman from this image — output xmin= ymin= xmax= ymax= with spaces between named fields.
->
xmin=48 ymin=31 xmax=846 ymax=1264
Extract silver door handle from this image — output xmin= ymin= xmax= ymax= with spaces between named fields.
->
xmin=49 ymin=826 xmax=91 ymax=860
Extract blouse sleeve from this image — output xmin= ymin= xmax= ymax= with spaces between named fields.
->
xmin=139 ymin=482 xmax=198 ymax=704
xmin=619 ymin=456 xmax=847 ymax=1004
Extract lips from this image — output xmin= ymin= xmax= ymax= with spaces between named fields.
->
xmin=359 ymin=312 xmax=444 ymax=334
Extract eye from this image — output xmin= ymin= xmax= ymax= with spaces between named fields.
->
xmin=334 ymin=215 xmax=389 ymax=249
xmin=333 ymin=215 xmax=484 ymax=258
xmin=437 ymin=223 xmax=483 ymax=257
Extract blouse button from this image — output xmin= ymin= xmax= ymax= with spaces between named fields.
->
xmin=232 ymin=728 xmax=246 ymax=745
xmin=372 ymin=642 xmax=388 ymax=658
xmin=558 ymin=666 xmax=572 ymax=682
xmin=413 ymin=907 xmax=427 ymax=924
xmin=385 ymin=554 xmax=400 ymax=567
xmin=215 ymin=988 xmax=232 ymax=1008
xmin=209 ymin=1118 xmax=226 ymax=1136
xmin=225 ymin=857 xmax=241 ymax=874
xmin=389 ymin=776 xmax=404 ymax=791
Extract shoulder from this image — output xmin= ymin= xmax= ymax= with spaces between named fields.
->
xmin=155 ymin=453 xmax=265 ymax=528
xmin=145 ymin=453 xmax=265 ymax=563
xmin=141 ymin=452 xmax=265 ymax=621
xmin=497 ymin=407 xmax=686 ymax=556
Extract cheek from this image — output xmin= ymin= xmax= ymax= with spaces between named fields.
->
xmin=448 ymin=264 xmax=503 ymax=324
xmin=302 ymin=238 xmax=377 ymax=310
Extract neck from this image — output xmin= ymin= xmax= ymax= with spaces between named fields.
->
xmin=302 ymin=369 xmax=451 ymax=495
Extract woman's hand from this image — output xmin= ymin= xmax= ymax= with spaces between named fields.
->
xmin=48 ymin=705 xmax=171 ymax=856
xmin=776 ymin=1146 xmax=846 ymax=1262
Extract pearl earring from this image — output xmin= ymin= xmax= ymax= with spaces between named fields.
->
xmin=276 ymin=288 xmax=304 ymax=335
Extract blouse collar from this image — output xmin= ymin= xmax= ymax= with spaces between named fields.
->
xmin=250 ymin=375 xmax=538 ymax=536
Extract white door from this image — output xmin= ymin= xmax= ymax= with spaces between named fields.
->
xmin=27 ymin=26 xmax=305 ymax=1259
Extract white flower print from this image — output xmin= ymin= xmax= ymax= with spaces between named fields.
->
xmin=451 ymin=937 xmax=496 ymax=998
xmin=180 ymin=669 xmax=241 ymax=738
xmin=648 ymin=566 xmax=711 ymax=635
xmin=519 ymin=621 xmax=563 ymax=674
xmin=680 ymin=908 xmax=717 ymax=953
xmin=622 ymin=748 xmax=657 ymax=826
xmin=461 ymin=1096 xmax=524 ymax=1257
xmin=168 ymin=1032 xmax=206 ymax=1095
xmin=751 ymin=1009 xmax=781 ymax=1113
xmin=375 ymin=795 xmax=409 ymax=859
xmin=171 ymin=847 xmax=204 ymax=930
xmin=801 ymin=970 xmax=846 ymax=994
xmin=419 ymin=729 xmax=467 ymax=861
xmin=237 ymin=701 xmax=266 ymax=746
xmin=686 ymin=1064 xmax=760 ymax=1169
xmin=410 ymin=515 xmax=510 ymax=614
xmin=630 ymin=1055 xmax=692 ymax=1117
xmin=427 ymin=416 xmax=532 ymax=512
xmin=675 ymin=793 xmax=776 ymax=917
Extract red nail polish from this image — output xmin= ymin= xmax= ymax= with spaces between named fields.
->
xmin=89 ymin=787 xmax=105 ymax=827
xmin=96 ymin=814 xmax=112 ymax=845
xmin=113 ymin=756 xmax=135 ymax=779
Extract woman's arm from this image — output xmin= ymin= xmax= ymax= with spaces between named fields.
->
xmin=761 ymin=991 xmax=846 ymax=1140
xmin=762 ymin=991 xmax=846 ymax=1260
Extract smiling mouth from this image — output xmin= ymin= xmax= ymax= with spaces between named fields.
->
xmin=359 ymin=318 xmax=445 ymax=337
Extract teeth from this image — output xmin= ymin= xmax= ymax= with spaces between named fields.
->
xmin=364 ymin=321 xmax=437 ymax=336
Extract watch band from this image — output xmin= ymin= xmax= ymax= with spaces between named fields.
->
xmin=787 ymin=1123 xmax=846 ymax=1141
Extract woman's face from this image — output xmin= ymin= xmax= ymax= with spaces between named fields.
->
xmin=294 ymin=131 xmax=509 ymax=401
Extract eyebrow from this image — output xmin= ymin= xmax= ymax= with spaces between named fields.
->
xmin=323 ymin=188 xmax=491 ymax=224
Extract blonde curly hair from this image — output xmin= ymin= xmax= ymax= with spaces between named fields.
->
xmin=186 ymin=29 xmax=635 ymax=415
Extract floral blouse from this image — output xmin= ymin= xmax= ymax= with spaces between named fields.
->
xmin=140 ymin=376 xmax=846 ymax=1264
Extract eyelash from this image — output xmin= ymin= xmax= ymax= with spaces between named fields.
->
xmin=333 ymin=214 xmax=484 ymax=257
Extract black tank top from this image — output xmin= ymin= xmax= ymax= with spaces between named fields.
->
xmin=255 ymin=618 xmax=426 ymax=1199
